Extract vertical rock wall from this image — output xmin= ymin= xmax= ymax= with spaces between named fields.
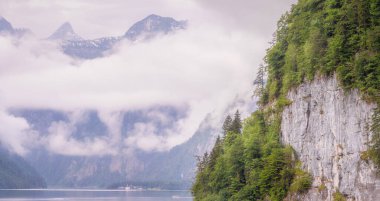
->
xmin=281 ymin=76 xmax=378 ymax=201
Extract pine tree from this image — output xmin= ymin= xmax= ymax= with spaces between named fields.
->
xmin=253 ymin=63 xmax=266 ymax=98
xmin=195 ymin=152 xmax=209 ymax=172
xmin=222 ymin=115 xmax=233 ymax=135
xmin=208 ymin=136 xmax=223 ymax=169
xmin=231 ymin=110 xmax=242 ymax=134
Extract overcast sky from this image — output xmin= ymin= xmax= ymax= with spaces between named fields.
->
xmin=0 ymin=0 xmax=296 ymax=156
xmin=0 ymin=0 xmax=295 ymax=39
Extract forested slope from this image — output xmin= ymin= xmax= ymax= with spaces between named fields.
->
xmin=192 ymin=0 xmax=380 ymax=200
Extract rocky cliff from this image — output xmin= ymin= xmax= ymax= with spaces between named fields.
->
xmin=281 ymin=75 xmax=378 ymax=201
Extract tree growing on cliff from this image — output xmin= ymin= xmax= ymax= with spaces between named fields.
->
xmin=193 ymin=0 xmax=379 ymax=199
xmin=192 ymin=111 xmax=299 ymax=201
xmin=231 ymin=110 xmax=242 ymax=134
xmin=253 ymin=64 xmax=266 ymax=97
xmin=222 ymin=115 xmax=233 ymax=135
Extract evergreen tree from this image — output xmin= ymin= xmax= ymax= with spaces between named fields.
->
xmin=208 ymin=136 xmax=223 ymax=169
xmin=192 ymin=0 xmax=380 ymax=199
xmin=253 ymin=63 xmax=266 ymax=98
xmin=195 ymin=152 xmax=209 ymax=172
xmin=222 ymin=115 xmax=233 ymax=135
xmin=231 ymin=110 xmax=242 ymax=134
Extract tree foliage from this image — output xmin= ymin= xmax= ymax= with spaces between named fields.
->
xmin=231 ymin=110 xmax=242 ymax=134
xmin=262 ymin=0 xmax=380 ymax=171
xmin=192 ymin=112 xmax=310 ymax=201
xmin=253 ymin=64 xmax=267 ymax=107
xmin=194 ymin=0 xmax=380 ymax=200
xmin=262 ymin=0 xmax=380 ymax=104
xmin=223 ymin=115 xmax=233 ymax=135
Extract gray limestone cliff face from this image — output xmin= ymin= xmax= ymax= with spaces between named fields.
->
xmin=281 ymin=76 xmax=378 ymax=201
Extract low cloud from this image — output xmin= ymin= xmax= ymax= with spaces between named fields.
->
xmin=0 ymin=1 xmax=295 ymax=156
xmin=43 ymin=119 xmax=116 ymax=156
xmin=0 ymin=109 xmax=38 ymax=155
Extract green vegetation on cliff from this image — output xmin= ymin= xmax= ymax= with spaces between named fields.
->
xmin=192 ymin=111 xmax=310 ymax=200
xmin=262 ymin=0 xmax=380 ymax=104
xmin=193 ymin=0 xmax=380 ymax=200
xmin=263 ymin=0 xmax=380 ymax=170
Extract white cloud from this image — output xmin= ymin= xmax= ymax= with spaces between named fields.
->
xmin=1 ymin=27 xmax=259 ymax=109
xmin=98 ymin=111 xmax=124 ymax=144
xmin=0 ymin=109 xmax=38 ymax=155
xmin=0 ymin=0 xmax=295 ymax=156
xmin=42 ymin=114 xmax=116 ymax=156
xmin=124 ymin=122 xmax=167 ymax=152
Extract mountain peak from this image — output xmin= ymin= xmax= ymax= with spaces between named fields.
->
xmin=48 ymin=22 xmax=83 ymax=41
xmin=124 ymin=14 xmax=187 ymax=41
xmin=59 ymin=22 xmax=74 ymax=32
xmin=145 ymin=14 xmax=163 ymax=20
xmin=0 ymin=16 xmax=14 ymax=33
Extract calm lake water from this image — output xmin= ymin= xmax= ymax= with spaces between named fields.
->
xmin=0 ymin=189 xmax=193 ymax=201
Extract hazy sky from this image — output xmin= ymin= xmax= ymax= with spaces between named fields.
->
xmin=0 ymin=0 xmax=296 ymax=156
xmin=0 ymin=0 xmax=296 ymax=39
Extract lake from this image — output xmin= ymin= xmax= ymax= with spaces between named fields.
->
xmin=0 ymin=189 xmax=193 ymax=201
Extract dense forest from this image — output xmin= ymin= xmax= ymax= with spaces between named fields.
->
xmin=192 ymin=111 xmax=311 ymax=200
xmin=192 ymin=0 xmax=380 ymax=200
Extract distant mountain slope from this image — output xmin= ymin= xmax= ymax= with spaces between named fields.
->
xmin=131 ymin=119 xmax=217 ymax=186
xmin=0 ymin=147 xmax=46 ymax=189
xmin=47 ymin=14 xmax=187 ymax=59
xmin=0 ymin=15 xmax=186 ymax=59
xmin=47 ymin=22 xmax=83 ymax=41
xmin=12 ymin=108 xmax=215 ymax=189
xmin=61 ymin=37 xmax=120 ymax=59
xmin=0 ymin=16 xmax=14 ymax=33
xmin=0 ymin=15 xmax=215 ymax=190
xmin=0 ymin=16 xmax=31 ymax=37
xmin=47 ymin=22 xmax=117 ymax=59
xmin=124 ymin=14 xmax=187 ymax=41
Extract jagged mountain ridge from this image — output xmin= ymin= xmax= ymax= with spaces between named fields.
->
xmin=61 ymin=37 xmax=121 ymax=59
xmin=124 ymin=14 xmax=187 ymax=41
xmin=0 ymin=14 xmax=186 ymax=59
xmin=47 ymin=21 xmax=120 ymax=58
xmin=50 ymin=14 xmax=187 ymax=59
xmin=0 ymin=16 xmax=31 ymax=37
xmin=0 ymin=14 xmax=228 ymax=190
xmin=0 ymin=16 xmax=14 ymax=33
xmin=47 ymin=22 xmax=83 ymax=41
